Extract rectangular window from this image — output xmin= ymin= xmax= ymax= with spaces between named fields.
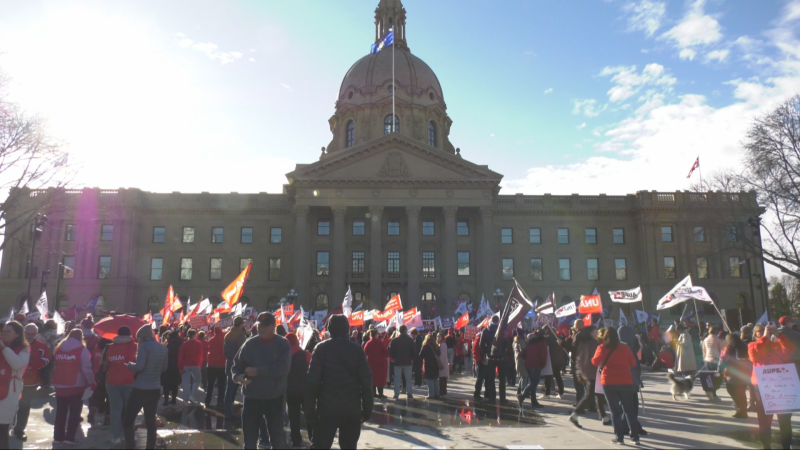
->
xmin=180 ymin=258 xmax=193 ymax=281
xmin=727 ymin=226 xmax=739 ymax=242
xmin=352 ymin=221 xmax=365 ymax=236
xmin=101 ymin=224 xmax=114 ymax=241
xmin=150 ymin=258 xmax=163 ymax=280
xmin=65 ymin=224 xmax=76 ymax=241
xmin=457 ymin=252 xmax=470 ymax=276
xmin=558 ymin=228 xmax=569 ymax=244
xmin=502 ymin=258 xmax=514 ymax=280
xmin=694 ymin=227 xmax=705 ymax=242
xmin=530 ymin=258 xmax=543 ymax=280
xmin=422 ymin=221 xmax=435 ymax=236
xmin=729 ymin=257 xmax=741 ymax=277
xmin=270 ymin=227 xmax=282 ymax=244
xmin=182 ymin=227 xmax=195 ymax=243
xmin=664 ymin=256 xmax=676 ymax=279
xmin=388 ymin=221 xmax=400 ymax=236
xmin=316 ymin=252 xmax=330 ymax=276
xmin=153 ymin=227 xmax=165 ymax=243
xmin=501 ymin=228 xmax=513 ymax=244
xmin=661 ymin=226 xmax=673 ymax=242
xmin=585 ymin=228 xmax=597 ymax=244
xmin=241 ymin=227 xmax=253 ymax=244
xmin=529 ymin=228 xmax=541 ymax=244
xmin=615 ymin=258 xmax=627 ymax=280
xmin=457 ymin=221 xmax=469 ymax=236
xmin=697 ymin=256 xmax=708 ymax=279
xmin=352 ymin=252 xmax=365 ymax=274
xmin=559 ymin=258 xmax=571 ymax=281
xmin=422 ymin=252 xmax=435 ymax=278
xmin=240 ymin=258 xmax=251 ymax=279
xmin=210 ymin=258 xmax=222 ymax=280
xmin=269 ymin=258 xmax=281 ymax=281
xmin=212 ymin=227 xmax=224 ymax=243
xmin=62 ymin=256 xmax=75 ymax=279
xmin=613 ymin=228 xmax=625 ymax=244
xmin=99 ymin=256 xmax=111 ymax=279
xmin=587 ymin=258 xmax=599 ymax=280
xmin=387 ymin=251 xmax=400 ymax=274
xmin=317 ymin=220 xmax=330 ymax=236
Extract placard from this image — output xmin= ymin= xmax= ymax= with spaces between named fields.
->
xmin=152 ymin=313 xmax=163 ymax=324
xmin=422 ymin=320 xmax=436 ymax=331
xmin=755 ymin=364 xmax=800 ymax=414
xmin=189 ymin=315 xmax=208 ymax=329
xmin=26 ymin=311 xmax=41 ymax=321
xmin=216 ymin=317 xmax=234 ymax=330
xmin=464 ymin=325 xmax=479 ymax=341
xmin=441 ymin=318 xmax=455 ymax=329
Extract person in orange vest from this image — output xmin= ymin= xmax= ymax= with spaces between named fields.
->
xmin=178 ymin=329 xmax=203 ymax=404
xmin=52 ymin=329 xmax=95 ymax=445
xmin=0 ymin=321 xmax=30 ymax=449
xmin=12 ymin=324 xmax=49 ymax=442
xmin=102 ymin=326 xmax=137 ymax=444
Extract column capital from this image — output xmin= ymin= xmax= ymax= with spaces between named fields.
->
xmin=443 ymin=206 xmax=458 ymax=219
xmin=293 ymin=204 xmax=309 ymax=218
xmin=331 ymin=205 xmax=347 ymax=218
xmin=405 ymin=205 xmax=421 ymax=218
xmin=479 ymin=206 xmax=493 ymax=220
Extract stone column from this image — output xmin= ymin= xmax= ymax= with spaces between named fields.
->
xmin=293 ymin=205 xmax=310 ymax=308
xmin=443 ymin=206 xmax=458 ymax=311
xmin=369 ymin=206 xmax=383 ymax=308
xmin=480 ymin=206 xmax=494 ymax=301
xmin=406 ymin=206 xmax=421 ymax=309
xmin=332 ymin=205 xmax=347 ymax=301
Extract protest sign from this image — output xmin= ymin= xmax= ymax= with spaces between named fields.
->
xmin=441 ymin=317 xmax=455 ymax=329
xmin=216 ymin=317 xmax=234 ymax=330
xmin=26 ymin=311 xmax=41 ymax=321
xmin=422 ymin=320 xmax=436 ymax=331
xmin=755 ymin=364 xmax=800 ymax=414
xmin=464 ymin=325 xmax=479 ymax=341
xmin=152 ymin=313 xmax=163 ymax=324
xmin=189 ymin=315 xmax=208 ymax=329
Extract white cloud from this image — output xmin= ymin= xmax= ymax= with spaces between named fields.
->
xmin=705 ymin=49 xmax=730 ymax=62
xmin=660 ymin=0 xmax=723 ymax=59
xmin=781 ymin=0 xmax=800 ymax=24
xmin=577 ymin=122 xmax=587 ymax=130
xmin=249 ymin=57 xmax=256 ymax=62
xmin=679 ymin=48 xmax=697 ymax=60
xmin=624 ymin=0 xmax=667 ymax=37
xmin=599 ymin=63 xmax=676 ymax=103
xmin=544 ymin=88 xmax=554 ymax=94
xmin=572 ymin=98 xmax=604 ymax=117
xmin=593 ymin=130 xmax=602 ymax=137
xmin=175 ymin=32 xmax=244 ymax=65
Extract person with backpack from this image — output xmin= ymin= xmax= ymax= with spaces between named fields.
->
xmin=286 ymin=332 xmax=312 ymax=448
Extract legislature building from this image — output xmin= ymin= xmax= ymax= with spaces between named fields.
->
xmin=0 ymin=0 xmax=768 ymax=328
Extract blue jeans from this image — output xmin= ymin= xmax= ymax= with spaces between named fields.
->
xmin=106 ymin=383 xmax=133 ymax=440
xmin=518 ymin=367 xmax=542 ymax=404
xmin=603 ymin=384 xmax=641 ymax=442
xmin=182 ymin=366 xmax=202 ymax=402
xmin=426 ymin=378 xmax=440 ymax=398
xmin=394 ymin=365 xmax=413 ymax=398
xmin=224 ymin=361 xmax=238 ymax=417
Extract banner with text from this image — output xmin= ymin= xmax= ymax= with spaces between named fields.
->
xmin=609 ymin=287 xmax=642 ymax=303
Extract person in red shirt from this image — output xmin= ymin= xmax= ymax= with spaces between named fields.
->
xmin=592 ymin=327 xmax=641 ymax=446
xmin=647 ymin=321 xmax=661 ymax=366
xmin=13 ymin=324 xmax=50 ymax=441
xmin=178 ymin=329 xmax=204 ymax=404
xmin=472 ymin=334 xmax=484 ymax=397
xmin=205 ymin=327 xmax=226 ymax=410
xmin=749 ymin=323 xmax=795 ymax=449
xmin=103 ymin=326 xmax=137 ymax=444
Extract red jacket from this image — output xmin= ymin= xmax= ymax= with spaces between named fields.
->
xmin=92 ymin=347 xmax=105 ymax=375
xmin=524 ymin=339 xmax=548 ymax=370
xmin=199 ymin=338 xmax=209 ymax=366
xmin=472 ymin=335 xmax=482 ymax=364
xmin=105 ymin=336 xmax=138 ymax=385
xmin=207 ymin=329 xmax=226 ymax=368
xmin=592 ymin=342 xmax=636 ymax=386
xmin=749 ymin=334 xmax=795 ymax=385
xmin=648 ymin=326 xmax=661 ymax=346
xmin=23 ymin=339 xmax=51 ymax=386
xmin=178 ymin=339 xmax=204 ymax=371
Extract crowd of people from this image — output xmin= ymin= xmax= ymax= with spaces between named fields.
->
xmin=1 ymin=308 xmax=799 ymax=449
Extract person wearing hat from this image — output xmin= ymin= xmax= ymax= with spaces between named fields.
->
xmin=123 ymin=325 xmax=168 ymax=449
xmin=103 ymin=326 xmax=137 ymax=444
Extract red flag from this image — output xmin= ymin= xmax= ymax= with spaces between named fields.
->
xmin=402 ymin=308 xmax=417 ymax=323
xmin=349 ymin=310 xmax=364 ymax=326
xmin=579 ymin=294 xmax=602 ymax=315
xmin=162 ymin=286 xmax=181 ymax=325
xmin=215 ymin=301 xmax=232 ymax=315
xmin=384 ymin=294 xmax=402 ymax=312
xmin=143 ymin=313 xmax=152 ymax=324
xmin=221 ymin=262 xmax=251 ymax=308
xmin=583 ymin=314 xmax=593 ymax=327
xmin=686 ymin=156 xmax=699 ymax=179
xmin=477 ymin=316 xmax=489 ymax=329
xmin=455 ymin=312 xmax=470 ymax=330
xmin=373 ymin=309 xmax=393 ymax=322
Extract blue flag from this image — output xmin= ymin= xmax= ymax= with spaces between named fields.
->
xmin=79 ymin=295 xmax=101 ymax=314
xmin=371 ymin=30 xmax=394 ymax=54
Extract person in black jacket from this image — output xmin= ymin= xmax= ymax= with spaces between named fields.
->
xmin=388 ymin=325 xmax=416 ymax=400
xmin=285 ymin=332 xmax=312 ymax=448
xmin=411 ymin=329 xmax=424 ymax=387
xmin=307 ymin=315 xmax=373 ymax=450
xmin=480 ymin=316 xmax=507 ymax=402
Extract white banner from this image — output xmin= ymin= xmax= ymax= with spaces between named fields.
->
xmin=609 ymin=287 xmax=642 ymax=304
xmin=755 ymin=364 xmax=800 ymax=414
xmin=36 ymin=292 xmax=49 ymax=319
xmin=656 ymin=275 xmax=694 ymax=310
xmin=635 ymin=310 xmax=649 ymax=324
xmin=554 ymin=302 xmax=577 ymax=318
xmin=363 ymin=310 xmax=374 ymax=321
xmin=672 ymin=286 xmax=714 ymax=304
xmin=406 ymin=312 xmax=423 ymax=329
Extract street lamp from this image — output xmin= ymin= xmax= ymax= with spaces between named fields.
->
xmin=25 ymin=214 xmax=48 ymax=309
xmin=493 ymin=288 xmax=504 ymax=308
xmin=287 ymin=289 xmax=298 ymax=305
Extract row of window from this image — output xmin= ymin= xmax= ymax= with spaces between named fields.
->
xmin=501 ymin=258 xmax=628 ymax=281
xmin=661 ymin=226 xmax=739 ymax=243
xmin=344 ymin=116 xmax=437 ymax=148
xmin=65 ymin=224 xmax=284 ymax=244
xmin=501 ymin=227 xmax=625 ymax=245
xmin=663 ymin=256 xmax=743 ymax=279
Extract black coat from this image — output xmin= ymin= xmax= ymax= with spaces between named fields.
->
xmin=388 ymin=334 xmax=416 ymax=366
xmin=420 ymin=343 xmax=440 ymax=380
xmin=306 ymin=336 xmax=373 ymax=419
xmin=162 ymin=337 xmax=183 ymax=387
xmin=287 ymin=350 xmax=309 ymax=398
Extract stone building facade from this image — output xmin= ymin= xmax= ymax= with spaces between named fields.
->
xmin=0 ymin=0 xmax=767 ymax=327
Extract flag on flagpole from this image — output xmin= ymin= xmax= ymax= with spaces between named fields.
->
xmin=221 ymin=261 xmax=251 ymax=308
xmin=454 ymin=301 xmax=468 ymax=316
xmin=656 ymin=275 xmax=694 ymax=310
xmin=455 ymin=312 xmax=470 ymax=330
xmin=35 ymin=292 xmax=49 ymax=319
xmin=384 ymin=294 xmax=402 ymax=312
xmin=536 ymin=292 xmax=556 ymax=315
xmin=686 ymin=156 xmax=700 ymax=178
xmin=492 ymin=279 xmax=535 ymax=355
xmin=53 ymin=310 xmax=65 ymax=334
xmin=370 ymin=29 xmax=394 ymax=54
xmin=619 ymin=309 xmax=629 ymax=327
xmin=19 ymin=301 xmax=29 ymax=315
xmin=756 ymin=309 xmax=769 ymax=325
xmin=342 ymin=286 xmax=354 ymax=318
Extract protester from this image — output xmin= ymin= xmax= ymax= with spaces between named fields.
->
xmin=286 ymin=332 xmax=312 ymax=448
xmin=676 ymin=325 xmax=697 ymax=375
xmin=719 ymin=333 xmax=751 ymax=419
xmin=568 ymin=320 xmax=585 ymax=406
xmin=364 ymin=329 xmax=389 ymax=399
xmin=123 ymin=324 xmax=168 ymax=449
xmin=454 ymin=331 xmax=464 ymax=373
xmin=702 ymin=325 xmax=725 ymax=371
xmin=205 ymin=326 xmax=227 ymax=410
xmin=13 ymin=323 xmax=46 ymax=442
xmin=749 ymin=323 xmax=795 ymax=449
xmin=777 ymin=316 xmax=800 ymax=374
xmin=517 ymin=330 xmax=546 ymax=409
xmin=52 ymin=328 xmax=94 ymax=445
xmin=81 ymin=316 xmax=99 ymax=353
xmin=543 ymin=326 xmax=566 ymax=399
xmin=102 ymin=326 xmax=137 ymax=444
xmin=650 ymin=345 xmax=675 ymax=372
xmin=618 ymin=323 xmax=647 ymax=437
xmin=412 ymin=328 xmax=423 ymax=387
xmin=388 ymin=325 xmax=415 ymax=400
xmin=513 ymin=329 xmax=527 ymax=396
xmin=437 ymin=331 xmax=450 ymax=396
xmin=307 ymin=314 xmax=373 ymax=449
xmin=197 ymin=330 xmax=209 ymax=388
xmin=162 ymin=330 xmax=183 ymax=405
xmin=232 ymin=313 xmax=291 ymax=450
xmin=570 ymin=325 xmax=607 ymax=426
xmin=39 ymin=319 xmax=58 ymax=388
xmin=647 ymin=320 xmax=661 ymax=365
xmin=472 ymin=332 xmax=484 ymax=392
xmin=178 ymin=329 xmax=203 ymax=404
xmin=420 ymin=334 xmax=441 ymax=399
xmin=224 ymin=317 xmax=248 ymax=418
xmin=445 ymin=329 xmax=456 ymax=372
xmin=88 ymin=337 xmax=110 ymax=426
xmin=479 ymin=316 xmax=506 ymax=402
xmin=0 ymin=321 xmax=30 ymax=449
xmin=592 ymin=326 xmax=641 ymax=445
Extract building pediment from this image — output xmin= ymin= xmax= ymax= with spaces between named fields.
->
xmin=286 ymin=133 xmax=502 ymax=190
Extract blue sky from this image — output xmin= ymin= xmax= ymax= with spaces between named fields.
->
xmin=0 ymin=0 xmax=798 ymax=195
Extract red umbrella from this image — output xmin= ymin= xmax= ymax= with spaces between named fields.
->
xmin=93 ymin=314 xmax=146 ymax=340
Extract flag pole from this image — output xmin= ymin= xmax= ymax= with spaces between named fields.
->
xmin=391 ymin=27 xmax=395 ymax=133
xmin=698 ymin=155 xmax=703 ymax=191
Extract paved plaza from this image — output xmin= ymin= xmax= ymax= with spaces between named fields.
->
xmin=8 ymin=370 xmax=798 ymax=449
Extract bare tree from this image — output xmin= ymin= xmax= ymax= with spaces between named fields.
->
xmin=0 ymin=67 xmax=73 ymax=250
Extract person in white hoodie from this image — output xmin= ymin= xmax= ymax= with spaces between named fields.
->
xmin=52 ymin=329 xmax=95 ymax=446
xmin=0 ymin=320 xmax=30 ymax=449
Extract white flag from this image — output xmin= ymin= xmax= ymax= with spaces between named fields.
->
xmin=19 ymin=301 xmax=29 ymax=315
xmin=53 ymin=311 xmax=65 ymax=334
xmin=635 ymin=310 xmax=649 ymax=324
xmin=35 ymin=292 xmax=49 ymax=319
xmin=454 ymin=302 xmax=468 ymax=316
xmin=554 ymin=302 xmax=577 ymax=318
xmin=672 ymin=286 xmax=714 ymax=304
xmin=394 ymin=310 xmax=404 ymax=328
xmin=609 ymin=287 xmax=643 ymax=304
xmin=656 ymin=275 xmax=693 ymax=310
xmin=619 ymin=309 xmax=628 ymax=327
xmin=342 ymin=286 xmax=353 ymax=318
xmin=406 ymin=312 xmax=423 ymax=329
xmin=231 ymin=302 xmax=244 ymax=318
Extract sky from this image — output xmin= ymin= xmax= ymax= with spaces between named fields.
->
xmin=0 ymin=0 xmax=799 ymax=197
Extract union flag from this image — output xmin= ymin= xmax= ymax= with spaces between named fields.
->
xmin=221 ymin=261 xmax=251 ymax=308
xmin=455 ymin=312 xmax=470 ymax=330
xmin=384 ymin=294 xmax=402 ymax=312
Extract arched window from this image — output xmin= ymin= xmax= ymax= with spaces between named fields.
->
xmin=384 ymin=114 xmax=399 ymax=135
xmin=316 ymin=294 xmax=329 ymax=311
xmin=267 ymin=297 xmax=281 ymax=312
xmin=428 ymin=121 xmax=436 ymax=147
xmin=422 ymin=292 xmax=436 ymax=302
xmin=346 ymin=120 xmax=355 ymax=147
